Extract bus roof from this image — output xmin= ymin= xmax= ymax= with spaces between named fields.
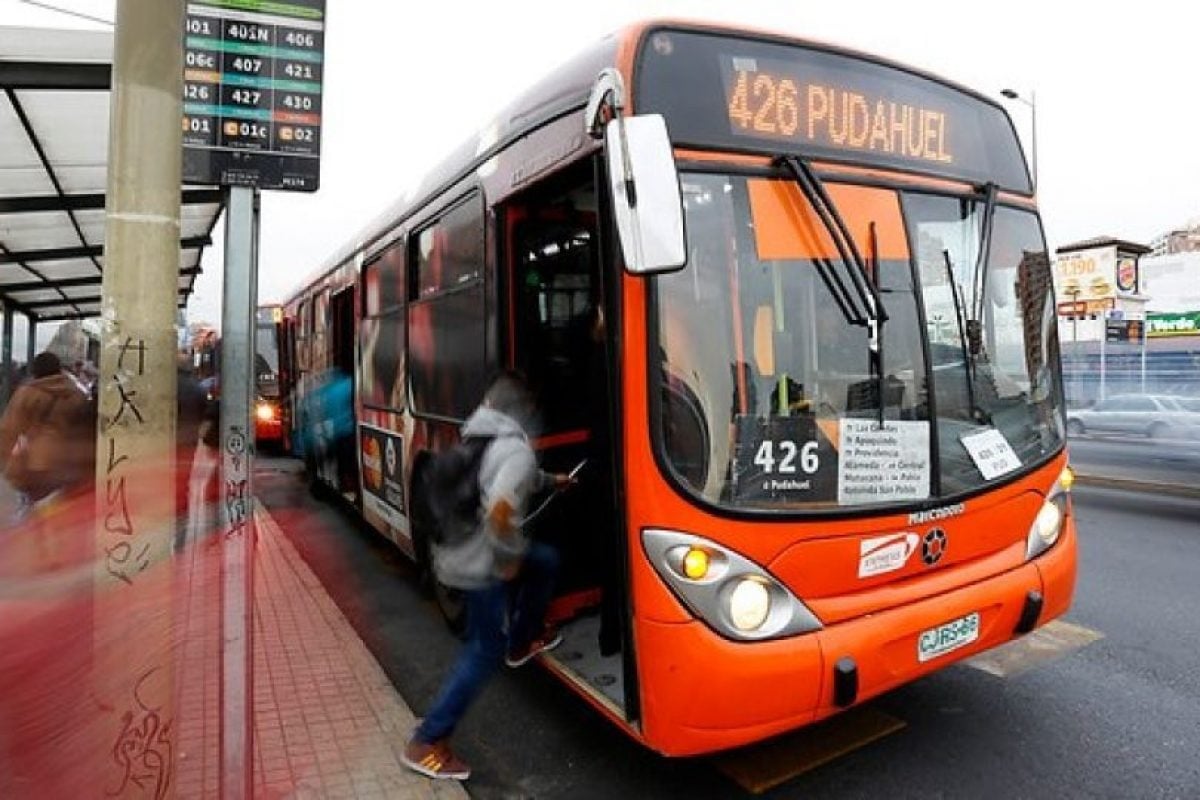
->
xmin=286 ymin=20 xmax=1024 ymax=304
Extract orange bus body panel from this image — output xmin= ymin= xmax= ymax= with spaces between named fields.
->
xmin=634 ymin=519 xmax=1076 ymax=756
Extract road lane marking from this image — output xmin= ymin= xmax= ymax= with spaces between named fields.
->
xmin=965 ymin=619 xmax=1104 ymax=678
xmin=715 ymin=706 xmax=905 ymax=794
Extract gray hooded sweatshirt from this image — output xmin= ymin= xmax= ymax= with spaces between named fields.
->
xmin=432 ymin=406 xmax=553 ymax=590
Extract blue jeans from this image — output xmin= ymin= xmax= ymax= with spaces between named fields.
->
xmin=415 ymin=541 xmax=559 ymax=743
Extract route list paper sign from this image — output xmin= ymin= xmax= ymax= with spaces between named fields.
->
xmin=960 ymin=428 xmax=1022 ymax=481
xmin=182 ymin=0 xmax=326 ymax=191
xmin=838 ymin=419 xmax=930 ymax=505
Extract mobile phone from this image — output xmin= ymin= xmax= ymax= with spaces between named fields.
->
xmin=568 ymin=459 xmax=587 ymax=480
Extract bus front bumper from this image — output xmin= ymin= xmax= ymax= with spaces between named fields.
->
xmin=633 ymin=519 xmax=1077 ymax=756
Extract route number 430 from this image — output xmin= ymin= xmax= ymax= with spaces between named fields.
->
xmin=754 ymin=439 xmax=819 ymax=474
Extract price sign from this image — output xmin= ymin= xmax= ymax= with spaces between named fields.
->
xmin=182 ymin=0 xmax=325 ymax=191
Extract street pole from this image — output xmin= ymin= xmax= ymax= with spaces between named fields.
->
xmin=1029 ymin=89 xmax=1038 ymax=193
xmin=1099 ymin=318 xmax=1107 ymax=402
xmin=1 ymin=301 xmax=12 ymax=408
xmin=1001 ymin=88 xmax=1037 ymax=191
xmin=94 ymin=0 xmax=183 ymax=796
xmin=1140 ymin=324 xmax=1148 ymax=393
xmin=219 ymin=184 xmax=260 ymax=800
xmin=26 ymin=316 xmax=36 ymax=366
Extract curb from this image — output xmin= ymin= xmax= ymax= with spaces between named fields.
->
xmin=1074 ymin=473 xmax=1200 ymax=500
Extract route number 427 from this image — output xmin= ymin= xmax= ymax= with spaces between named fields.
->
xmin=754 ymin=439 xmax=819 ymax=474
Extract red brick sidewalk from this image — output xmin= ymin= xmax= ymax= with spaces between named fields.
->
xmin=173 ymin=506 xmax=467 ymax=799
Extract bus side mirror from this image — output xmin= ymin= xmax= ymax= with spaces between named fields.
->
xmin=604 ymin=114 xmax=687 ymax=275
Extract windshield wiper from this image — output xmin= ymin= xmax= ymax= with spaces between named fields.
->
xmin=968 ymin=182 xmax=998 ymax=356
xmin=778 ymin=156 xmax=888 ymax=328
xmin=868 ymin=221 xmax=886 ymax=425
xmin=944 ymin=250 xmax=986 ymax=423
xmin=779 ymin=156 xmax=896 ymax=423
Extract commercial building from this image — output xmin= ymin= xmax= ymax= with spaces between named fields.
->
xmin=1053 ymin=237 xmax=1199 ymax=405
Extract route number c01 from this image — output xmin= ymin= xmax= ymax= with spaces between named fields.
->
xmin=754 ymin=439 xmax=819 ymax=475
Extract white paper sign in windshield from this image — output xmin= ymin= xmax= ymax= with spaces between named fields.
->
xmin=837 ymin=420 xmax=930 ymax=505
xmin=960 ymin=428 xmax=1021 ymax=480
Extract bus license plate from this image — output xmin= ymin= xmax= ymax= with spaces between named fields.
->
xmin=917 ymin=611 xmax=980 ymax=662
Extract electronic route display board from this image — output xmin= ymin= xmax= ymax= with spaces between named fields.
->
xmin=182 ymin=0 xmax=325 ymax=192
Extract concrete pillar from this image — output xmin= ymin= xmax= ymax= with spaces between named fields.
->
xmin=93 ymin=0 xmax=183 ymax=797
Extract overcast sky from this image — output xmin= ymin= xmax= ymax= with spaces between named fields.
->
xmin=5 ymin=0 xmax=1200 ymax=328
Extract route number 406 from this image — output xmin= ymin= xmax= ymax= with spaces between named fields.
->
xmin=753 ymin=440 xmax=819 ymax=475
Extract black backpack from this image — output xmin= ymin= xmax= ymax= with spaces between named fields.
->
xmin=424 ymin=435 xmax=496 ymax=546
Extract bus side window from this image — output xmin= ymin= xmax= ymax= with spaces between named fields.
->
xmin=408 ymin=194 xmax=487 ymax=420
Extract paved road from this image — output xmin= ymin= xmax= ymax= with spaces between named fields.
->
xmin=1068 ymin=433 xmax=1200 ymax=490
xmin=257 ymin=459 xmax=1200 ymax=799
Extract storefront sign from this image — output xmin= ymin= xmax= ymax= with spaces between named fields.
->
xmin=1146 ymin=311 xmax=1200 ymax=338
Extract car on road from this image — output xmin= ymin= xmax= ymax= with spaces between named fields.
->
xmin=1066 ymin=393 xmax=1200 ymax=440
xmin=1168 ymin=394 xmax=1200 ymax=413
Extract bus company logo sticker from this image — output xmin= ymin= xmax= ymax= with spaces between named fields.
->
xmin=858 ymin=532 xmax=920 ymax=578
xmin=922 ymin=528 xmax=948 ymax=566
xmin=908 ymin=502 xmax=965 ymax=525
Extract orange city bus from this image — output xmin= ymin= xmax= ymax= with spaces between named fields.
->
xmin=278 ymin=21 xmax=1077 ymax=756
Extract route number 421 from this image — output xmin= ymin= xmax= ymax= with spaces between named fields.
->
xmin=754 ymin=439 xmax=819 ymax=474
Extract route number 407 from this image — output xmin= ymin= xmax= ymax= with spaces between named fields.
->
xmin=754 ymin=439 xmax=819 ymax=475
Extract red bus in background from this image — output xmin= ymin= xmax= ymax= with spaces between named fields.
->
xmin=274 ymin=21 xmax=1077 ymax=756
xmin=253 ymin=305 xmax=284 ymax=447
xmin=185 ymin=308 xmax=284 ymax=447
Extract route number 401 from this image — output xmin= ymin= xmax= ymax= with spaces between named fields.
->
xmin=754 ymin=440 xmax=819 ymax=475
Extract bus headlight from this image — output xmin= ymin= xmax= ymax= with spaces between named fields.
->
xmin=728 ymin=578 xmax=771 ymax=631
xmin=1026 ymin=467 xmax=1072 ymax=560
xmin=642 ymin=529 xmax=822 ymax=641
xmin=256 ymin=402 xmax=276 ymax=422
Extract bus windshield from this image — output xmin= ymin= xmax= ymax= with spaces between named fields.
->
xmin=256 ymin=323 xmax=279 ymax=380
xmin=654 ymin=172 xmax=1064 ymax=513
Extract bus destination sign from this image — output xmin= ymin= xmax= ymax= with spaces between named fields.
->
xmin=723 ymin=56 xmax=954 ymax=167
xmin=182 ymin=0 xmax=325 ymax=192
xmin=633 ymin=29 xmax=1032 ymax=193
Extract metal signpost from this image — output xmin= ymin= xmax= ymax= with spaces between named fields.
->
xmin=180 ymin=1 xmax=326 ymax=795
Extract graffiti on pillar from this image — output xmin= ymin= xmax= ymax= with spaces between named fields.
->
xmin=104 ymin=476 xmax=133 ymax=537
xmin=224 ymin=424 xmax=250 ymax=537
xmin=108 ymin=667 xmax=173 ymax=799
xmin=101 ymin=337 xmax=149 ymax=585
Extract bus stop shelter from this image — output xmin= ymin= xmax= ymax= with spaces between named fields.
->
xmin=0 ymin=25 xmax=222 ymax=404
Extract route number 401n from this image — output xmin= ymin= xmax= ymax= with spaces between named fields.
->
xmin=754 ymin=440 xmax=819 ymax=475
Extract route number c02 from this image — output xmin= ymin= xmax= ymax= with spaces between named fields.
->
xmin=754 ymin=439 xmax=819 ymax=475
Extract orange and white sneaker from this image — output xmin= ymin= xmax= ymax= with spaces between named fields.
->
xmin=400 ymin=737 xmax=471 ymax=781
